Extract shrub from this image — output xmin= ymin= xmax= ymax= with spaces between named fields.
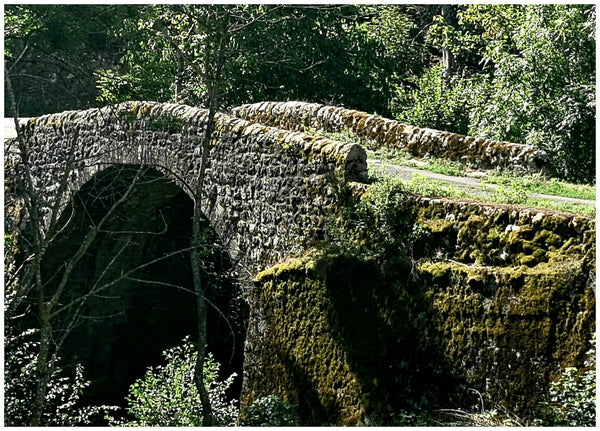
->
xmin=3 ymin=323 xmax=117 ymax=426
xmin=106 ymin=337 xmax=238 ymax=427
xmin=540 ymin=335 xmax=596 ymax=426
xmin=240 ymin=395 xmax=300 ymax=427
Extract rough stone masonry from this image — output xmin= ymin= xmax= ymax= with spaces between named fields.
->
xmin=7 ymin=100 xmax=367 ymax=273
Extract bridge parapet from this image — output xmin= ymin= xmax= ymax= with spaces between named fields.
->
xmin=233 ymin=101 xmax=548 ymax=174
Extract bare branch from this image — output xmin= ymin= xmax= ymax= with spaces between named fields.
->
xmin=47 ymin=165 xmax=149 ymax=312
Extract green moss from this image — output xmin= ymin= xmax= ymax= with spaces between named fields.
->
xmin=418 ymin=255 xmax=594 ymax=417
xmin=254 ymin=253 xmax=320 ymax=283
xmin=246 ymin=250 xmax=462 ymax=425
xmin=520 ymin=254 xmax=537 ymax=267
xmin=250 ymin=259 xmax=371 ymax=424
xmin=423 ymin=218 xmax=454 ymax=234
xmin=246 ymin=171 xmax=594 ymax=424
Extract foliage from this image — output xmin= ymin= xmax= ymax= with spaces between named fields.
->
xmin=4 ymin=4 xmax=134 ymax=116
xmin=342 ymin=5 xmax=429 ymax=116
xmin=94 ymin=69 xmax=142 ymax=105
xmin=94 ymin=5 xmax=424 ymax=117
xmin=394 ymin=64 xmax=478 ymax=135
xmin=365 ymin=408 xmax=438 ymax=426
xmin=407 ymin=4 xmax=596 ymax=183
xmin=240 ymin=395 xmax=300 ymax=427
xmin=539 ymin=335 xmax=596 ymax=427
xmin=106 ymin=337 xmax=238 ymax=427
xmin=436 ymin=406 xmax=528 ymax=427
xmin=7 ymin=4 xmax=594 ymax=184
xmin=4 ymin=303 xmax=118 ymax=426
xmin=330 ymin=174 xmax=417 ymax=263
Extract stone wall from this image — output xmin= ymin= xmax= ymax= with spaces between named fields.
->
xmin=232 ymin=101 xmax=548 ymax=173
xmin=241 ymin=185 xmax=595 ymax=425
xmin=10 ymin=101 xmax=367 ymax=272
xmin=410 ymin=195 xmax=595 ymax=417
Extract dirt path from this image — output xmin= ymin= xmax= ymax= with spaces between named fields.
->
xmin=368 ymin=158 xmax=596 ymax=208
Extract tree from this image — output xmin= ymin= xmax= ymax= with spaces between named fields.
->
xmin=95 ymin=4 xmax=276 ymax=424
xmin=4 ymin=4 xmax=134 ymax=116
xmin=398 ymin=4 xmax=595 ymax=183
xmin=97 ymin=5 xmax=398 ymax=423
xmin=463 ymin=4 xmax=596 ymax=183
xmin=5 ymin=74 xmax=227 ymax=424
xmin=4 ymin=101 xmax=157 ymax=424
xmin=5 ymin=5 xmax=254 ymax=424
xmin=439 ymin=5 xmax=457 ymax=75
xmin=96 ymin=5 xmax=432 ymax=117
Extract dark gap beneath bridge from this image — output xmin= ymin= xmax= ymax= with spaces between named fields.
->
xmin=36 ymin=165 xmax=247 ymax=420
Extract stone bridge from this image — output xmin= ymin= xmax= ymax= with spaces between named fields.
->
xmin=7 ymin=101 xmax=367 ymax=273
xmin=5 ymin=101 xmax=594 ymax=424
xmin=5 ymin=100 xmax=369 ymax=408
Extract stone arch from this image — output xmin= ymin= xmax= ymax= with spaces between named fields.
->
xmin=39 ymin=164 xmax=247 ymax=407
xmin=17 ymin=100 xmax=367 ymax=273
xmin=10 ymin=99 xmax=367 ymax=407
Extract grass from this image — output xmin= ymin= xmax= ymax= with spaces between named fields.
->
xmin=371 ymin=172 xmax=595 ymax=218
xmin=366 ymin=148 xmax=465 ymax=177
xmin=483 ymin=169 xmax=596 ymax=201
xmin=304 ymin=126 xmax=596 ymax=208
xmin=371 ymin=149 xmax=596 ymax=202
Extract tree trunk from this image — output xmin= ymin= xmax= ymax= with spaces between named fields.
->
xmin=441 ymin=5 xmax=456 ymax=75
xmin=30 ymin=306 xmax=52 ymax=426
xmin=189 ymin=12 xmax=231 ymax=426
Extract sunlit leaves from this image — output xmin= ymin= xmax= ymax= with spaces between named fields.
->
xmin=107 ymin=338 xmax=239 ymax=427
xmin=401 ymin=4 xmax=595 ymax=183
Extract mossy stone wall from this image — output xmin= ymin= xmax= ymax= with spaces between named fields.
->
xmin=241 ymin=192 xmax=595 ymax=424
xmin=241 ymin=253 xmax=456 ymax=425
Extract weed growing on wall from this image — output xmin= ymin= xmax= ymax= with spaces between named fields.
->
xmin=537 ymin=335 xmax=596 ymax=426
xmin=328 ymin=174 xmax=416 ymax=264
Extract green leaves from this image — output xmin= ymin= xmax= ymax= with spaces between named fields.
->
xmin=3 ymin=323 xmax=117 ymax=426
xmin=107 ymin=337 xmax=239 ymax=427
xmin=397 ymin=4 xmax=595 ymax=183
xmin=241 ymin=395 xmax=300 ymax=427
xmin=461 ymin=4 xmax=595 ymax=183
xmin=540 ymin=335 xmax=596 ymax=426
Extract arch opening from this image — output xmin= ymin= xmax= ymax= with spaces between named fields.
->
xmin=35 ymin=164 xmax=247 ymax=415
